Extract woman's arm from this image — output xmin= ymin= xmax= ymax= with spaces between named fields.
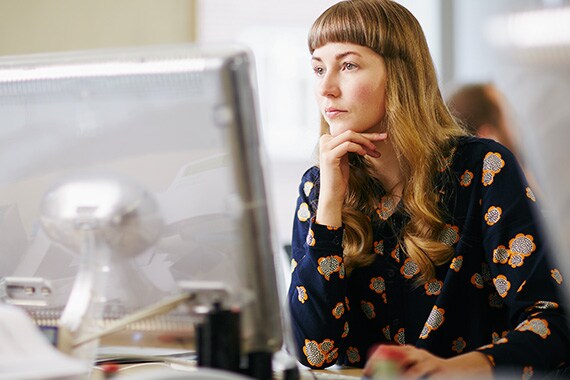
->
xmin=288 ymin=131 xmax=385 ymax=368
xmin=471 ymin=142 xmax=570 ymax=374
xmin=361 ymin=142 xmax=570 ymax=378
xmin=364 ymin=345 xmax=492 ymax=379
xmin=287 ymin=167 xmax=350 ymax=368
xmin=315 ymin=131 xmax=384 ymax=226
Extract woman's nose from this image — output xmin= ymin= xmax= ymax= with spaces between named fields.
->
xmin=318 ymin=73 xmax=340 ymax=98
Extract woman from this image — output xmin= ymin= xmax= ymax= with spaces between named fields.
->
xmin=287 ymin=0 xmax=570 ymax=378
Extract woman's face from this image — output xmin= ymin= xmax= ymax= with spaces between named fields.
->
xmin=312 ymin=42 xmax=387 ymax=137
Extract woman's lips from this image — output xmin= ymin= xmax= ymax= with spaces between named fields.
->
xmin=325 ymin=108 xmax=346 ymax=118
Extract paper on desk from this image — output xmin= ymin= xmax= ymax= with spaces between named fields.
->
xmin=0 ymin=304 xmax=89 ymax=379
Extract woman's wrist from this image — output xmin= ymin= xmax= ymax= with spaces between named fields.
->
xmin=315 ymin=212 xmax=342 ymax=228
xmin=316 ymin=197 xmax=344 ymax=227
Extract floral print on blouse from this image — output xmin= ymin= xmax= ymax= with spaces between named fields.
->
xmin=288 ymin=137 xmax=570 ymax=377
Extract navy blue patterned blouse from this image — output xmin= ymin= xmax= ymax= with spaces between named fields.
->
xmin=288 ymin=137 xmax=570 ymax=378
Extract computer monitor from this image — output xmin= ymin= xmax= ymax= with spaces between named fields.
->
xmin=0 ymin=44 xmax=284 ymax=362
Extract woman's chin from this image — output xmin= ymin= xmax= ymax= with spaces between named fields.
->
xmin=328 ymin=124 xmax=353 ymax=137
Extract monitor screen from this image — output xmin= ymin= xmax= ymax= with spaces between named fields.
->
xmin=0 ymin=44 xmax=284 ymax=356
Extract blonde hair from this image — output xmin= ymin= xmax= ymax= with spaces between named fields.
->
xmin=309 ymin=0 xmax=467 ymax=283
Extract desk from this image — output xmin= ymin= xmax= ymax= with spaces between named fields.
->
xmin=91 ymin=334 xmax=362 ymax=379
xmin=308 ymin=366 xmax=362 ymax=379
xmin=92 ymin=366 xmax=362 ymax=380
xmin=90 ymin=354 xmax=362 ymax=379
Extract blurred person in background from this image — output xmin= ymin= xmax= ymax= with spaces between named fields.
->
xmin=447 ymin=83 xmax=517 ymax=154
xmin=447 ymin=82 xmax=541 ymax=195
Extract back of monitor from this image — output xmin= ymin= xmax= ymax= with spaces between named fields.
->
xmin=0 ymin=44 xmax=283 ymax=354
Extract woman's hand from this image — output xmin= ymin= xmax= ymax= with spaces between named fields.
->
xmin=363 ymin=344 xmax=493 ymax=380
xmin=316 ymin=131 xmax=386 ymax=227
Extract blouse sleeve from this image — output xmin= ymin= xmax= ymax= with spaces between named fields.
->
xmin=473 ymin=144 xmax=570 ymax=373
xmin=287 ymin=167 xmax=350 ymax=369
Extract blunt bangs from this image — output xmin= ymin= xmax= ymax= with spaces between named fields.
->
xmin=308 ymin=1 xmax=381 ymax=55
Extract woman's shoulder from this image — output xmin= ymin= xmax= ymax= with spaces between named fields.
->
xmin=455 ymin=135 xmax=512 ymax=155
xmin=453 ymin=136 xmax=517 ymax=168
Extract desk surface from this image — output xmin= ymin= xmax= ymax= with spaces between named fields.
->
xmin=91 ymin=338 xmax=363 ymax=379
xmin=90 ymin=364 xmax=362 ymax=379
xmin=309 ymin=367 xmax=362 ymax=379
xmin=90 ymin=332 xmax=362 ymax=380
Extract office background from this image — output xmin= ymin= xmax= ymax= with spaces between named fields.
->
xmin=0 ymin=0 xmax=557 ymax=247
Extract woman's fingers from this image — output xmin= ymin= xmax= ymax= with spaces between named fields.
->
xmin=364 ymin=345 xmax=448 ymax=379
xmin=402 ymin=358 xmax=441 ymax=379
xmin=364 ymin=344 xmax=408 ymax=376
xmin=334 ymin=130 xmax=386 ymax=151
xmin=330 ymin=141 xmax=375 ymax=159
xmin=361 ymin=131 xmax=388 ymax=144
xmin=316 ymin=130 xmax=386 ymax=215
xmin=396 ymin=347 xmax=446 ymax=379
xmin=320 ymin=131 xmax=386 ymax=160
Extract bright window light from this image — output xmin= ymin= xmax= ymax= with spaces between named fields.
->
xmin=487 ymin=6 xmax=570 ymax=49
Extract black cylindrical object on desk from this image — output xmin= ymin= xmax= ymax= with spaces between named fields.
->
xmin=246 ymin=351 xmax=273 ymax=380
xmin=197 ymin=302 xmax=241 ymax=373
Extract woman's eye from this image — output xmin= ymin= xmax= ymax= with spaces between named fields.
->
xmin=313 ymin=66 xmax=325 ymax=76
xmin=344 ymin=62 xmax=357 ymax=70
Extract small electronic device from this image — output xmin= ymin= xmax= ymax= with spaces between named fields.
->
xmin=0 ymin=276 xmax=53 ymax=307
